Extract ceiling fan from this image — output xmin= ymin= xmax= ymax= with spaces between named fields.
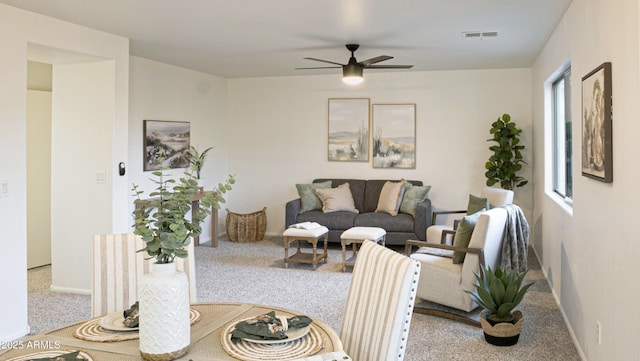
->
xmin=296 ymin=44 xmax=413 ymax=84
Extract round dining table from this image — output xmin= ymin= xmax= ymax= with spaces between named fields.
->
xmin=0 ymin=302 xmax=345 ymax=361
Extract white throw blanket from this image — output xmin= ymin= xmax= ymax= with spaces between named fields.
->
xmin=498 ymin=204 xmax=530 ymax=273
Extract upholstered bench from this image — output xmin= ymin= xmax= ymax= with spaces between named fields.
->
xmin=340 ymin=226 xmax=386 ymax=271
xmin=283 ymin=226 xmax=329 ymax=270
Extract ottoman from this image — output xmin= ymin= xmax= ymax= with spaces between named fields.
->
xmin=340 ymin=226 xmax=386 ymax=271
xmin=283 ymin=225 xmax=329 ymax=270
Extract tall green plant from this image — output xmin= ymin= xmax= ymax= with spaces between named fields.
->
xmin=188 ymin=146 xmax=213 ymax=179
xmin=132 ymin=152 xmax=234 ymax=264
xmin=466 ymin=266 xmax=534 ymax=323
xmin=485 ymin=114 xmax=528 ymax=190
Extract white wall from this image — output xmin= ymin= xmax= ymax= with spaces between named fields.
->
xmin=0 ymin=3 xmax=129 ymax=341
xmin=128 ymin=56 xmax=230 ymax=243
xmin=50 ymin=61 xmax=115 ymax=292
xmin=227 ymin=69 xmax=533 ymax=235
xmin=531 ymin=0 xmax=640 ymax=359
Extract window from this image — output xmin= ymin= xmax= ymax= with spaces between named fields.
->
xmin=552 ymin=67 xmax=572 ymax=201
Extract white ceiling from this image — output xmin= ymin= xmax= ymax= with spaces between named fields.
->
xmin=2 ymin=0 xmax=572 ymax=79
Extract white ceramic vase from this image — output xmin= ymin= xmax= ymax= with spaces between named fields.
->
xmin=139 ymin=262 xmax=190 ymax=361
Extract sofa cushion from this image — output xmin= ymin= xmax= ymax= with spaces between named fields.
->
xmin=354 ymin=212 xmax=415 ymax=233
xmin=400 ymin=183 xmax=431 ymax=217
xmin=363 ymin=179 xmax=423 ymax=213
xmin=375 ymin=180 xmax=406 ymax=216
xmin=297 ymin=210 xmax=357 ymax=230
xmin=315 ymin=183 xmax=359 ymax=213
xmin=295 ymin=180 xmax=332 ymax=213
xmin=314 ymin=179 xmax=366 ymax=211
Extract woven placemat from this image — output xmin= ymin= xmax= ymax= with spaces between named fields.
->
xmin=4 ymin=349 xmax=93 ymax=361
xmin=220 ymin=319 xmax=325 ymax=361
xmin=73 ymin=309 xmax=201 ymax=342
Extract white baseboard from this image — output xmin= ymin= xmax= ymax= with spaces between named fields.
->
xmin=49 ymin=285 xmax=91 ymax=295
xmin=530 ymin=247 xmax=587 ymax=361
xmin=216 ymin=231 xmax=280 ymax=238
xmin=1 ymin=325 xmax=30 ymax=342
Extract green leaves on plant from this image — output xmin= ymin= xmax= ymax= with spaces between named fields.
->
xmin=188 ymin=146 xmax=213 ymax=179
xmin=131 ymin=152 xmax=234 ymax=264
xmin=466 ymin=266 xmax=534 ymax=323
xmin=485 ymin=114 xmax=528 ymax=190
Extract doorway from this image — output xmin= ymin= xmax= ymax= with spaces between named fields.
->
xmin=26 ymin=60 xmax=52 ymax=269
xmin=26 ymin=43 xmax=118 ymax=293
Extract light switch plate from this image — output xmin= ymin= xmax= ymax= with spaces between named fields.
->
xmin=0 ymin=181 xmax=8 ymax=197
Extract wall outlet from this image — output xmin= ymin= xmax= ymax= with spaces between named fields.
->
xmin=596 ymin=321 xmax=602 ymax=345
xmin=95 ymin=171 xmax=106 ymax=184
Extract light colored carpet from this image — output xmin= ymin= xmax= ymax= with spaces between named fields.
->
xmin=28 ymin=236 xmax=580 ymax=360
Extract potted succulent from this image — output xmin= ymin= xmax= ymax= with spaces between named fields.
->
xmin=131 ymin=151 xmax=233 ymax=360
xmin=466 ymin=265 xmax=534 ymax=346
xmin=485 ymin=113 xmax=528 ymax=190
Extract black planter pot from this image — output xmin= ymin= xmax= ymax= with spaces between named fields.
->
xmin=479 ymin=310 xmax=524 ymax=346
xmin=483 ymin=331 xmax=521 ymax=346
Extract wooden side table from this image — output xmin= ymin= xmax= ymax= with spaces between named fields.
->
xmin=340 ymin=227 xmax=386 ymax=271
xmin=283 ymin=226 xmax=329 ymax=270
xmin=134 ymin=191 xmax=219 ymax=247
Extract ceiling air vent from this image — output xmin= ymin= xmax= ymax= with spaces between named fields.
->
xmin=462 ymin=31 xmax=499 ymax=40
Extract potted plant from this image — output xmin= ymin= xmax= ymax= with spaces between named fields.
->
xmin=132 ymin=163 xmax=233 ymax=263
xmin=485 ymin=113 xmax=528 ymax=190
xmin=131 ymin=151 xmax=234 ymax=360
xmin=188 ymin=146 xmax=212 ymax=180
xmin=466 ymin=266 xmax=534 ymax=346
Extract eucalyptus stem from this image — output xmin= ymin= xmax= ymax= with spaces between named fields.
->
xmin=132 ymin=150 xmax=234 ymax=264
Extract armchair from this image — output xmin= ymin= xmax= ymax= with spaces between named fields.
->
xmin=427 ymin=187 xmax=513 ymax=244
xmin=405 ymin=207 xmax=508 ymax=326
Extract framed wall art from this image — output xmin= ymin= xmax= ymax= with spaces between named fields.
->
xmin=581 ymin=62 xmax=612 ymax=183
xmin=328 ymin=98 xmax=370 ymax=162
xmin=372 ymin=104 xmax=416 ymax=169
xmin=143 ymin=120 xmax=191 ymax=171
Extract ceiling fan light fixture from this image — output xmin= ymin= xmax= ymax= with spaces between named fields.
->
xmin=298 ymin=44 xmax=412 ymax=84
xmin=342 ymin=64 xmax=363 ymax=85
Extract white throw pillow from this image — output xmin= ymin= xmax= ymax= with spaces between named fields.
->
xmin=315 ymin=183 xmax=359 ymax=213
xmin=375 ymin=180 xmax=406 ymax=216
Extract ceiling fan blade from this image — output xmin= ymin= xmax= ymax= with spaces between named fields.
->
xmin=295 ymin=66 xmax=342 ymax=70
xmin=303 ymin=57 xmax=345 ymax=66
xmin=365 ymin=65 xmax=414 ymax=69
xmin=359 ymin=55 xmax=393 ymax=66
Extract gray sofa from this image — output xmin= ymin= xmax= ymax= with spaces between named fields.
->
xmin=285 ymin=178 xmax=431 ymax=246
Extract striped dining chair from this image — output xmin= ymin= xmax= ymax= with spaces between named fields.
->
xmin=340 ymin=240 xmax=421 ymax=361
xmin=91 ymin=233 xmax=197 ymax=317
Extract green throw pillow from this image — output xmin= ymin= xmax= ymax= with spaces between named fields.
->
xmin=399 ymin=183 xmax=431 ymax=217
xmin=295 ymin=181 xmax=332 ymax=213
xmin=452 ymin=210 xmax=483 ymax=264
xmin=467 ymin=194 xmax=489 ymax=214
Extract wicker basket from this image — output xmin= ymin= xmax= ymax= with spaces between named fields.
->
xmin=225 ymin=207 xmax=267 ymax=242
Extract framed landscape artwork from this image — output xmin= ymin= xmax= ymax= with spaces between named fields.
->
xmin=143 ymin=120 xmax=191 ymax=171
xmin=328 ymin=98 xmax=370 ymax=162
xmin=372 ymin=104 xmax=416 ymax=169
xmin=581 ymin=62 xmax=612 ymax=183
